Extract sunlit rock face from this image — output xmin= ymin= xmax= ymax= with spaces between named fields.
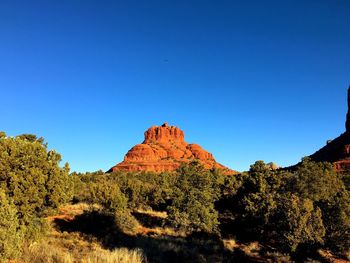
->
xmin=310 ymin=86 xmax=350 ymax=171
xmin=108 ymin=123 xmax=235 ymax=174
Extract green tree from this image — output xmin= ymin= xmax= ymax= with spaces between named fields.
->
xmin=0 ymin=189 xmax=23 ymax=260
xmin=89 ymin=179 xmax=128 ymax=212
xmin=271 ymin=193 xmax=325 ymax=252
xmin=72 ymin=173 xmax=138 ymax=234
xmin=167 ymin=161 xmax=219 ymax=234
xmin=0 ymin=134 xmax=72 ymax=239
xmin=17 ymin=133 xmax=44 ymax=144
xmin=292 ymin=158 xmax=342 ymax=202
xmin=238 ymin=161 xmax=291 ymax=231
xmin=321 ymin=190 xmax=350 ymax=252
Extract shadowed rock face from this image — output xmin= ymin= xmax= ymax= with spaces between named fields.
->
xmin=346 ymin=88 xmax=350 ymax=132
xmin=108 ymin=123 xmax=235 ymax=174
xmin=310 ymin=87 xmax=350 ymax=171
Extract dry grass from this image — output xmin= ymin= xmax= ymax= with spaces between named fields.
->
xmin=20 ymin=236 xmax=144 ymax=263
xmin=46 ymin=203 xmax=102 ymax=224
xmin=134 ymin=209 xmax=167 ymax=219
xmin=24 ymin=203 xmax=240 ymax=263
xmin=82 ymin=248 xmax=144 ymax=263
xmin=17 ymin=202 xmax=346 ymax=263
xmin=317 ymin=249 xmax=350 ymax=263
xmin=137 ymin=225 xmax=186 ymax=237
xmin=20 ymin=202 xmax=145 ymax=263
xmin=20 ymin=242 xmax=74 ymax=263
xmin=222 ymin=238 xmax=238 ymax=251
xmin=241 ymin=241 xmax=261 ymax=256
xmin=59 ymin=203 xmax=102 ymax=217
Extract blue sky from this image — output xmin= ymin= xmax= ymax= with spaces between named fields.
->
xmin=1 ymin=0 xmax=349 ymax=172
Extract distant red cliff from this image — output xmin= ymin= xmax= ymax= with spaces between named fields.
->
xmin=108 ymin=123 xmax=236 ymax=174
xmin=310 ymin=86 xmax=350 ymax=171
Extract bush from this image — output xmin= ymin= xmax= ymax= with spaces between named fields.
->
xmin=114 ymin=209 xmax=139 ymax=234
xmin=72 ymin=170 xmax=175 ymax=211
xmin=271 ymin=193 xmax=325 ymax=252
xmin=71 ymin=173 xmax=139 ymax=235
xmin=112 ymin=171 xmax=175 ymax=210
xmin=234 ymin=161 xmax=291 ymax=237
xmin=0 ymin=134 xmax=72 ymax=239
xmin=292 ymin=158 xmax=343 ymax=202
xmin=89 ymin=180 xmax=128 ymax=212
xmin=167 ymin=161 xmax=219 ymax=234
xmin=0 ymin=189 xmax=23 ymax=260
xmin=321 ymin=190 xmax=350 ymax=252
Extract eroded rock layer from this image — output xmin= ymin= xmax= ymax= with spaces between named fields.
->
xmin=108 ymin=123 xmax=235 ymax=174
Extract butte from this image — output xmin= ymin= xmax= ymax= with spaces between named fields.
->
xmin=108 ymin=123 xmax=235 ymax=174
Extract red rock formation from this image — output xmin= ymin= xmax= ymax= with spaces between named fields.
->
xmin=108 ymin=123 xmax=235 ymax=174
xmin=310 ymin=86 xmax=350 ymax=171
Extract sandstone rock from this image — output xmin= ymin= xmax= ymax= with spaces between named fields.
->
xmin=108 ymin=123 xmax=236 ymax=174
xmin=310 ymin=86 xmax=350 ymax=171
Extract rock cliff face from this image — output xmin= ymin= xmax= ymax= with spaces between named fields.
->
xmin=310 ymin=86 xmax=350 ymax=171
xmin=108 ymin=123 xmax=235 ymax=174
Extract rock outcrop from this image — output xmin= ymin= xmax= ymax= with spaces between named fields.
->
xmin=310 ymin=86 xmax=350 ymax=171
xmin=108 ymin=123 xmax=235 ymax=174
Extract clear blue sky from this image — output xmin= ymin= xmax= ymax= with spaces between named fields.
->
xmin=1 ymin=0 xmax=349 ymax=172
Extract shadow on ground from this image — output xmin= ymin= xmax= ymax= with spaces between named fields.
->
xmin=131 ymin=211 xmax=165 ymax=228
xmin=53 ymin=210 xmax=260 ymax=263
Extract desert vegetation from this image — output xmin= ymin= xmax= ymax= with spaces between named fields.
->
xmin=1 ymin=132 xmax=350 ymax=262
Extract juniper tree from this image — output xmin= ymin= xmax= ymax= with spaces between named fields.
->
xmin=0 ymin=134 xmax=72 ymax=239
xmin=0 ymin=189 xmax=23 ymax=260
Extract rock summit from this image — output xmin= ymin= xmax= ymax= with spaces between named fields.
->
xmin=108 ymin=123 xmax=235 ymax=174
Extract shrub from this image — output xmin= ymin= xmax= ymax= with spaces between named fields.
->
xmin=0 ymin=189 xmax=23 ymax=260
xmin=235 ymin=161 xmax=291 ymax=236
xmin=0 ymin=134 xmax=72 ymax=239
xmin=271 ymin=193 xmax=325 ymax=252
xmin=114 ymin=209 xmax=139 ymax=234
xmin=89 ymin=180 xmax=128 ymax=212
xmin=321 ymin=190 xmax=350 ymax=252
xmin=72 ymin=170 xmax=175 ymax=211
xmin=167 ymin=161 xmax=219 ymax=234
xmin=71 ymin=173 xmax=139 ymax=235
xmin=112 ymin=171 xmax=175 ymax=210
xmin=292 ymin=158 xmax=343 ymax=202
